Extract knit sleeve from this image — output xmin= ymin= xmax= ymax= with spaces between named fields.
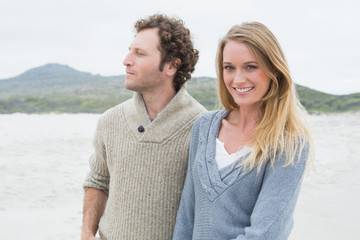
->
xmin=233 ymin=145 xmax=310 ymax=240
xmin=83 ymin=117 xmax=110 ymax=194
xmin=172 ymin=118 xmax=202 ymax=240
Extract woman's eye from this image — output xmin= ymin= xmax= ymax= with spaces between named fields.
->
xmin=246 ymin=65 xmax=257 ymax=70
xmin=224 ymin=66 xmax=234 ymax=70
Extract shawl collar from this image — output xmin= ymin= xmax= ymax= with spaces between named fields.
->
xmin=122 ymin=86 xmax=205 ymax=143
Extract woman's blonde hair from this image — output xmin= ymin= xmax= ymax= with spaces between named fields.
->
xmin=216 ymin=22 xmax=313 ymax=171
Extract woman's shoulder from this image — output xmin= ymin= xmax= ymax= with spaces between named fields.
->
xmin=191 ymin=110 xmax=228 ymax=136
xmin=196 ymin=110 xmax=228 ymax=123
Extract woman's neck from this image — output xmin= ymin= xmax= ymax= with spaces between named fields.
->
xmin=217 ymin=108 xmax=259 ymax=154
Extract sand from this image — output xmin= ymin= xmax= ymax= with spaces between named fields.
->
xmin=1 ymin=112 xmax=359 ymax=239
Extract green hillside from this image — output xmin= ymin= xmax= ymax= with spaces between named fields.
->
xmin=296 ymin=85 xmax=360 ymax=112
xmin=0 ymin=63 xmax=359 ymax=113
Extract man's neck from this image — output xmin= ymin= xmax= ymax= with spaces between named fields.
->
xmin=142 ymin=87 xmax=177 ymax=120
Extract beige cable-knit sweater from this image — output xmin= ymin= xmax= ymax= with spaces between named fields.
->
xmin=83 ymin=86 xmax=206 ymax=240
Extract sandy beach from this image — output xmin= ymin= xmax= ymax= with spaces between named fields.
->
xmin=0 ymin=112 xmax=359 ymax=239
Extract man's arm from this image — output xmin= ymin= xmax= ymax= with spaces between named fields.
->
xmin=81 ymin=187 xmax=108 ymax=240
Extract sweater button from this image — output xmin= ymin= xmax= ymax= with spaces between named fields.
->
xmin=138 ymin=126 xmax=145 ymax=132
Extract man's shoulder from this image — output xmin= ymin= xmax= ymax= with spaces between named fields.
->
xmin=98 ymin=97 xmax=133 ymax=123
xmin=180 ymin=89 xmax=205 ymax=108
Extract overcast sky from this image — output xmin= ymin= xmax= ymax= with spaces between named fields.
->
xmin=1 ymin=0 xmax=359 ymax=95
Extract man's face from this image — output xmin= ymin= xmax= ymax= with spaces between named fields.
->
xmin=123 ymin=28 xmax=166 ymax=94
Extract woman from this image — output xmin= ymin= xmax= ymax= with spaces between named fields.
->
xmin=172 ymin=22 xmax=313 ymax=240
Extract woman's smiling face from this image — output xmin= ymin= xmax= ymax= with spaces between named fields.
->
xmin=222 ymin=40 xmax=271 ymax=109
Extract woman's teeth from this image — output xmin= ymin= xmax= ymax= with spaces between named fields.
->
xmin=235 ymin=87 xmax=254 ymax=93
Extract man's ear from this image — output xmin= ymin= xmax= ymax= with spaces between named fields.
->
xmin=166 ymin=58 xmax=181 ymax=76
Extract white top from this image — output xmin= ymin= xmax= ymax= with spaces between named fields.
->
xmin=215 ymin=138 xmax=252 ymax=170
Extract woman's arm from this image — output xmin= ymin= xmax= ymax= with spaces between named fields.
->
xmin=233 ymin=146 xmax=310 ymax=240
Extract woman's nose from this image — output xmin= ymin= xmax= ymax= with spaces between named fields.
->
xmin=234 ymin=70 xmax=246 ymax=83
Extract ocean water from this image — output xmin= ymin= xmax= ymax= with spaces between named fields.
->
xmin=0 ymin=112 xmax=359 ymax=239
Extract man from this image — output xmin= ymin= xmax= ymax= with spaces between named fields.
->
xmin=81 ymin=14 xmax=206 ymax=240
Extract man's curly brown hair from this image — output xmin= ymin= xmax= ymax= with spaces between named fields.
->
xmin=135 ymin=14 xmax=199 ymax=92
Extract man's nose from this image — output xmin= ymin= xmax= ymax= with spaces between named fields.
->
xmin=123 ymin=53 xmax=133 ymax=66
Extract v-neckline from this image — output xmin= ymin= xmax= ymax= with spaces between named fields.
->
xmin=196 ymin=110 xmax=252 ymax=201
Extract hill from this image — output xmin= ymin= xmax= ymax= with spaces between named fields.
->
xmin=296 ymin=85 xmax=360 ymax=112
xmin=0 ymin=63 xmax=359 ymax=113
